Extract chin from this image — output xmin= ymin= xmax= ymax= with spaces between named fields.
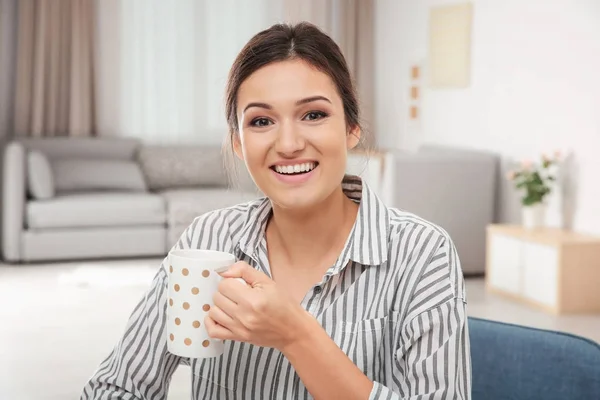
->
xmin=254 ymin=182 xmax=315 ymax=211
xmin=264 ymin=183 xmax=340 ymax=213
xmin=270 ymin=193 xmax=321 ymax=211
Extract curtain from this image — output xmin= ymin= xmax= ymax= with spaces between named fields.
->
xmin=95 ymin=0 xmax=282 ymax=145
xmin=94 ymin=0 xmax=375 ymax=146
xmin=13 ymin=0 xmax=96 ymax=137
xmin=0 ymin=0 xmax=18 ymax=139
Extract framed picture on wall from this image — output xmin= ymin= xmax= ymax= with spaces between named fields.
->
xmin=429 ymin=2 xmax=473 ymax=88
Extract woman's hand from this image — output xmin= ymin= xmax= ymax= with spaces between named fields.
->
xmin=204 ymin=261 xmax=310 ymax=350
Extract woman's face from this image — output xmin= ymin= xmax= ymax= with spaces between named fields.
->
xmin=234 ymin=59 xmax=360 ymax=210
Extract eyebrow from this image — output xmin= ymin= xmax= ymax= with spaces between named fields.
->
xmin=242 ymin=95 xmax=331 ymax=113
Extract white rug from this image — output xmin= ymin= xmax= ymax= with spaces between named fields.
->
xmin=57 ymin=264 xmax=158 ymax=288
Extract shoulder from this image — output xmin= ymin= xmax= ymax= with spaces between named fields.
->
xmin=386 ymin=207 xmax=466 ymax=306
xmin=183 ymin=197 xmax=269 ymax=251
xmin=387 ymin=207 xmax=453 ymax=250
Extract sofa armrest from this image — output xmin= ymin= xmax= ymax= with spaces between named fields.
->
xmin=3 ymin=142 xmax=26 ymax=261
xmin=384 ymin=150 xmax=497 ymax=274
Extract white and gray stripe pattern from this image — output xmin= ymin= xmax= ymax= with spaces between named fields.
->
xmin=81 ymin=175 xmax=471 ymax=399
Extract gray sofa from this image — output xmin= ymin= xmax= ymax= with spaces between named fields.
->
xmin=2 ymin=137 xmax=499 ymax=273
xmin=2 ymin=137 xmax=259 ymax=262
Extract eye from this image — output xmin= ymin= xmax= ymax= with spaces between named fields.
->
xmin=249 ymin=117 xmax=273 ymax=127
xmin=302 ymin=111 xmax=328 ymax=121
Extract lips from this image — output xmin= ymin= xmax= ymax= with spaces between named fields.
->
xmin=269 ymin=160 xmax=320 ymax=184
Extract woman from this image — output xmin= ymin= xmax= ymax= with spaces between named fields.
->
xmin=81 ymin=22 xmax=471 ymax=400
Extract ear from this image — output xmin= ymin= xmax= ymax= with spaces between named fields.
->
xmin=346 ymin=125 xmax=361 ymax=150
xmin=232 ymin=133 xmax=244 ymax=161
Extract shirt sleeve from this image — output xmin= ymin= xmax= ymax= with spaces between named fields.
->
xmin=80 ymin=223 xmax=195 ymax=400
xmin=369 ymin=237 xmax=472 ymax=400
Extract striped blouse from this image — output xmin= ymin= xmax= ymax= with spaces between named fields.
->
xmin=81 ymin=175 xmax=471 ymax=399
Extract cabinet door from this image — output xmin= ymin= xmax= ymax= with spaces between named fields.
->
xmin=488 ymin=234 xmax=522 ymax=294
xmin=522 ymin=242 xmax=558 ymax=307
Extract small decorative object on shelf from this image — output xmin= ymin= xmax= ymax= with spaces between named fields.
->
xmin=506 ymin=151 xmax=561 ymax=229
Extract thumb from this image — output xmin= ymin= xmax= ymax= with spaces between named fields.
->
xmin=220 ymin=261 xmax=270 ymax=286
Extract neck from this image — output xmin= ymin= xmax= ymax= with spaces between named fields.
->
xmin=267 ymin=186 xmax=359 ymax=269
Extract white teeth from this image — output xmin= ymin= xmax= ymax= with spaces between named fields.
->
xmin=274 ymin=162 xmax=316 ymax=174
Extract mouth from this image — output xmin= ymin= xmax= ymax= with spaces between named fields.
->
xmin=270 ymin=161 xmax=319 ymax=176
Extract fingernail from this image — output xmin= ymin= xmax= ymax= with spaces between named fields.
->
xmin=214 ymin=265 xmax=230 ymax=273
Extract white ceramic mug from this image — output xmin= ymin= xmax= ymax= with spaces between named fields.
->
xmin=166 ymin=249 xmax=237 ymax=358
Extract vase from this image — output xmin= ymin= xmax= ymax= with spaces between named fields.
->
xmin=522 ymin=203 xmax=546 ymax=229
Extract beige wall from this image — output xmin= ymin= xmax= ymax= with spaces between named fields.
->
xmin=375 ymin=0 xmax=600 ymax=235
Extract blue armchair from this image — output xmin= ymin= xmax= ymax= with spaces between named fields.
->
xmin=469 ymin=317 xmax=600 ymax=399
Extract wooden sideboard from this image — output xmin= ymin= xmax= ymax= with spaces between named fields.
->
xmin=486 ymin=224 xmax=600 ymax=314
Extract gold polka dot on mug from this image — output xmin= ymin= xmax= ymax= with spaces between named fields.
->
xmin=182 ymin=268 xmax=189 ymax=276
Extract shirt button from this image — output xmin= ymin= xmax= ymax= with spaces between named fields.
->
xmin=314 ymin=286 xmax=322 ymax=294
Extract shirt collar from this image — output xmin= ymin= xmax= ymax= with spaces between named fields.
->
xmin=236 ymin=174 xmax=390 ymax=268
xmin=340 ymin=175 xmax=390 ymax=267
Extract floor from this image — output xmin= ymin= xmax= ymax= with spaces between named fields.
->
xmin=1 ymin=258 xmax=599 ymax=400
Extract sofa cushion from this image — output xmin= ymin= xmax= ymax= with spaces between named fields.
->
xmin=137 ymin=146 xmax=228 ymax=190
xmin=51 ymin=159 xmax=147 ymax=193
xmin=19 ymin=137 xmax=141 ymax=160
xmin=27 ymin=150 xmax=55 ymax=199
xmin=26 ymin=193 xmax=166 ymax=229
xmin=161 ymin=188 xmax=259 ymax=227
xmin=162 ymin=189 xmax=259 ymax=248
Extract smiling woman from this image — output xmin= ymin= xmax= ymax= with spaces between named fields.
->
xmin=223 ymin=23 xmax=362 ymax=212
xmin=81 ymin=22 xmax=471 ymax=400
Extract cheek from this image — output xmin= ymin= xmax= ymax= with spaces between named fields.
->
xmin=310 ymin=122 xmax=350 ymax=152
xmin=239 ymin=133 xmax=267 ymax=169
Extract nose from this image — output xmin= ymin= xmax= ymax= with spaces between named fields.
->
xmin=274 ymin=120 xmax=305 ymax=156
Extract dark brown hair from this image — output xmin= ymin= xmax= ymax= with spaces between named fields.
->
xmin=223 ymin=22 xmax=363 ymax=188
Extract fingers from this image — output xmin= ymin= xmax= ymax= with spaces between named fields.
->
xmin=218 ymin=261 xmax=247 ymax=278
xmin=204 ymin=315 xmax=234 ymax=341
xmin=218 ymin=275 xmax=252 ymax=304
xmin=220 ymin=261 xmax=270 ymax=287
xmin=208 ymin=304 xmax=235 ymax=328
xmin=213 ymin=291 xmax=237 ymax=317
